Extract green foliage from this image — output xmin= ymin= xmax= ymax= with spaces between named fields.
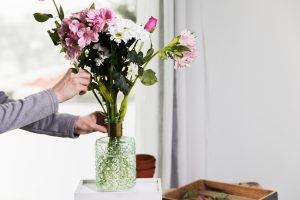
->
xmin=47 ymin=29 xmax=60 ymax=46
xmin=90 ymin=3 xmax=96 ymax=9
xmin=144 ymin=48 xmax=154 ymax=62
xmin=159 ymin=44 xmax=191 ymax=60
xmin=127 ymin=49 xmax=148 ymax=66
xmin=98 ymin=82 xmax=114 ymax=105
xmin=113 ymin=72 xmax=130 ymax=95
xmin=140 ymin=69 xmax=158 ymax=86
xmin=213 ymin=193 xmax=228 ymax=200
xmin=119 ymin=95 xmax=129 ymax=121
xmin=138 ymin=67 xmax=144 ymax=76
xmin=168 ymin=35 xmax=180 ymax=46
xmin=181 ymin=189 xmax=199 ymax=199
xmin=33 ymin=13 xmax=53 ymax=22
xmin=59 ymin=5 xmax=64 ymax=20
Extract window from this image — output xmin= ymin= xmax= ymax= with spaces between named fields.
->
xmin=0 ymin=1 xmax=136 ymax=200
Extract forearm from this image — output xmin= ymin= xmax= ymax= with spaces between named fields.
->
xmin=0 ymin=89 xmax=58 ymax=133
xmin=22 ymin=113 xmax=79 ymax=138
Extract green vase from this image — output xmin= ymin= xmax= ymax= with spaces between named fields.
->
xmin=95 ymin=122 xmax=136 ymax=191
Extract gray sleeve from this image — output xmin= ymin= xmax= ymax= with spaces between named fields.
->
xmin=22 ymin=113 xmax=79 ymax=138
xmin=0 ymin=89 xmax=79 ymax=138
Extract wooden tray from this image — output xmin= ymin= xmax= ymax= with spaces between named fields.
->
xmin=163 ymin=180 xmax=277 ymax=200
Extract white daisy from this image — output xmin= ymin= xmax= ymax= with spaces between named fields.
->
xmin=127 ymin=63 xmax=138 ymax=78
xmin=108 ymin=18 xmax=150 ymax=44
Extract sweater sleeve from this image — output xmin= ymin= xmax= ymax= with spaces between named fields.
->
xmin=0 ymin=89 xmax=79 ymax=138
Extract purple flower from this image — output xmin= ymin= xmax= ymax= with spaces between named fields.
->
xmin=77 ymin=27 xmax=99 ymax=48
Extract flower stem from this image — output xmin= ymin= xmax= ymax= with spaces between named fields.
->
xmin=92 ymin=89 xmax=107 ymax=114
xmin=51 ymin=0 xmax=60 ymax=19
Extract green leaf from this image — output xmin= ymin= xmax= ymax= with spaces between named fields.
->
xmin=113 ymin=72 xmax=129 ymax=95
xmin=47 ymin=29 xmax=60 ymax=46
xmin=175 ymin=45 xmax=190 ymax=52
xmin=143 ymin=48 xmax=154 ymax=62
xmin=98 ymin=82 xmax=113 ymax=105
xmin=59 ymin=5 xmax=64 ymax=20
xmin=90 ymin=3 xmax=96 ymax=9
xmin=182 ymin=189 xmax=199 ymax=199
xmin=127 ymin=50 xmax=138 ymax=63
xmin=60 ymin=48 xmax=65 ymax=53
xmin=167 ymin=35 xmax=180 ymax=47
xmin=140 ymin=69 xmax=158 ymax=86
xmin=55 ymin=20 xmax=61 ymax=28
xmin=213 ymin=193 xmax=228 ymax=200
xmin=119 ymin=95 xmax=129 ymax=121
xmin=137 ymin=51 xmax=144 ymax=66
xmin=138 ymin=67 xmax=144 ymax=76
xmin=159 ymin=51 xmax=168 ymax=60
xmin=33 ymin=13 xmax=53 ymax=22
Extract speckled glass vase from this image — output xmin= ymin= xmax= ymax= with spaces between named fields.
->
xmin=95 ymin=122 xmax=136 ymax=192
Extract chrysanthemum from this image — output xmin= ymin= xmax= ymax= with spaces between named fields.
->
xmin=174 ymin=30 xmax=197 ymax=69
xmin=108 ymin=18 xmax=150 ymax=44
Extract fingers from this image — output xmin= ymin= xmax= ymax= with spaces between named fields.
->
xmin=90 ymin=123 xmax=107 ymax=133
xmin=93 ymin=111 xmax=106 ymax=126
xmin=78 ymin=85 xmax=88 ymax=95
xmin=77 ymin=69 xmax=91 ymax=81
xmin=77 ymin=78 xmax=90 ymax=86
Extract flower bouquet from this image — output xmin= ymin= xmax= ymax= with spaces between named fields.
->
xmin=34 ymin=0 xmax=196 ymax=192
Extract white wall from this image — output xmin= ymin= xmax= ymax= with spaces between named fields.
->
xmin=202 ymin=0 xmax=300 ymax=199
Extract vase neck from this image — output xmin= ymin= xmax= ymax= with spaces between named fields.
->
xmin=107 ymin=122 xmax=123 ymax=138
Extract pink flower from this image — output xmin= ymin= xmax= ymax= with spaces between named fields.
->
xmin=144 ymin=16 xmax=158 ymax=33
xmin=58 ymin=18 xmax=71 ymax=39
xmin=179 ymin=30 xmax=196 ymax=48
xmin=175 ymin=30 xmax=197 ymax=69
xmin=175 ymin=50 xmax=197 ymax=69
xmin=99 ymin=8 xmax=115 ymax=25
xmin=69 ymin=20 xmax=85 ymax=34
xmin=58 ymin=18 xmax=86 ymax=60
xmin=65 ymin=33 xmax=79 ymax=47
xmin=72 ymin=9 xmax=89 ymax=23
xmin=77 ymin=27 xmax=99 ymax=48
xmin=86 ymin=9 xmax=105 ymax=32
xmin=65 ymin=45 xmax=81 ymax=60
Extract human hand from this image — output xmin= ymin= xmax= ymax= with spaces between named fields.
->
xmin=52 ymin=68 xmax=91 ymax=103
xmin=74 ymin=112 xmax=107 ymax=135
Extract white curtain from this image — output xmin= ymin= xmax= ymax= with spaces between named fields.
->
xmin=136 ymin=0 xmax=208 ymax=188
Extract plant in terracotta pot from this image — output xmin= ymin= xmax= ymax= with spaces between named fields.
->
xmin=34 ymin=0 xmax=196 ymax=192
xmin=136 ymin=154 xmax=156 ymax=178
